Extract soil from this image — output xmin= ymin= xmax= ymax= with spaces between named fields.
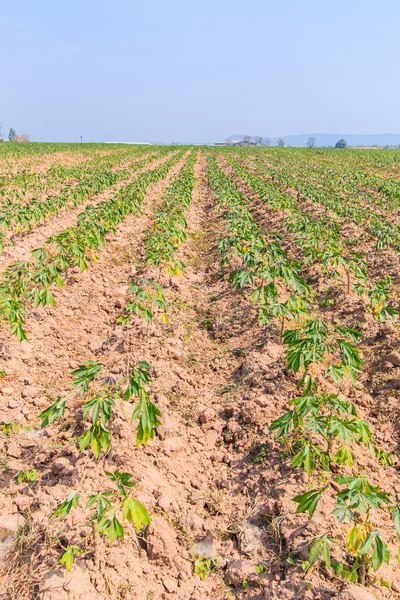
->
xmin=0 ymin=150 xmax=399 ymax=600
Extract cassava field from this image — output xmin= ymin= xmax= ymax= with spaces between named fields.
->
xmin=1 ymin=143 xmax=400 ymax=600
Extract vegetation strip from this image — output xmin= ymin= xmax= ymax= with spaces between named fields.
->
xmin=0 ymin=150 xmax=183 ymax=340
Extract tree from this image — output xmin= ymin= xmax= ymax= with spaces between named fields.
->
xmin=335 ymin=138 xmax=347 ymax=149
xmin=254 ymin=136 xmax=262 ymax=146
xmin=263 ymin=137 xmax=271 ymax=146
xmin=277 ymin=138 xmax=285 ymax=147
xmin=8 ymin=128 xmax=16 ymax=141
xmin=307 ymin=136 xmax=316 ymax=148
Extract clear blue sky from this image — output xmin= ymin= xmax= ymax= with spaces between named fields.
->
xmin=0 ymin=0 xmax=399 ymax=143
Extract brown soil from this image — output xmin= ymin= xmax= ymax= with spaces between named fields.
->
xmin=0 ymin=151 xmax=177 ymax=274
xmin=0 ymin=151 xmax=399 ymax=600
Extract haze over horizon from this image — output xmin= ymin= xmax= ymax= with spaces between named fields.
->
xmin=1 ymin=0 xmax=399 ymax=144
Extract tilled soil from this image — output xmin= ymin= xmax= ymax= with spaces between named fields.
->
xmin=0 ymin=152 xmax=399 ymax=600
xmin=0 ymin=151 xmax=176 ymax=273
xmin=0 ymin=150 xmax=114 ymax=178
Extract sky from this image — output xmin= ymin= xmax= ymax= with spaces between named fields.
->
xmin=0 ymin=0 xmax=399 ymax=143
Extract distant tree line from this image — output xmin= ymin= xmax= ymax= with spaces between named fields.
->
xmin=239 ymin=135 xmax=321 ymax=148
xmin=234 ymin=135 xmax=400 ymax=150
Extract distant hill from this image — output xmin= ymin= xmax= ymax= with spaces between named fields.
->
xmin=227 ymin=133 xmax=400 ymax=148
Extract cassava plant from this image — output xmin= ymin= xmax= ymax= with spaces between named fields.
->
xmin=52 ymin=469 xmax=150 ymax=571
xmin=39 ymin=360 xmax=160 ymax=457
xmin=295 ymin=475 xmax=400 ymax=585
xmin=117 ymin=278 xmax=168 ymax=326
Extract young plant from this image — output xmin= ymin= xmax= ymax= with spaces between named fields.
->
xmin=39 ymin=360 xmax=160 ymax=457
xmin=59 ymin=546 xmax=83 ymax=572
xmin=193 ymin=554 xmax=214 ymax=580
xmin=118 ymin=278 xmax=168 ymax=325
xmin=16 ymin=468 xmax=38 ymax=484
xmin=295 ymin=476 xmax=397 ymax=585
xmin=52 ymin=469 xmax=150 ymax=569
xmin=270 ymin=392 xmax=374 ymax=474
xmin=283 ymin=319 xmax=362 ymax=390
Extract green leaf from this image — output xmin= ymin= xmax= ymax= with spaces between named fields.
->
xmin=59 ymin=546 xmax=82 ymax=572
xmin=322 ymin=537 xmax=331 ymax=570
xmin=79 ymin=428 xmax=92 ymax=451
xmin=293 ymin=486 xmax=327 ymax=519
xmin=333 ymin=446 xmax=353 ymax=466
xmin=359 ymin=531 xmax=376 ymax=556
xmin=372 ymin=535 xmax=390 ymax=571
xmin=52 ymin=491 xmax=80 ymax=519
xmin=97 ymin=515 xmax=124 ymax=544
xmin=122 ymin=497 xmax=150 ymax=530
xmin=71 ymin=361 xmax=103 ymax=395
xmin=393 ymin=505 xmax=400 ymax=537
xmin=39 ymin=396 xmax=66 ymax=428
xmin=91 ymin=429 xmax=102 ymax=458
xmin=308 ymin=538 xmax=322 ymax=565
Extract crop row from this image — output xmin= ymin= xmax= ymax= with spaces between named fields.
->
xmin=242 ymin=150 xmax=400 ymax=250
xmin=223 ymin=156 xmax=398 ymax=324
xmin=0 ymin=150 xmax=184 ymax=341
xmin=119 ymin=149 xmax=198 ymax=325
xmin=206 ymin=155 xmax=400 ymax=586
xmin=0 ymin=149 xmax=166 ymax=249
xmin=12 ymin=149 xmax=199 ymax=573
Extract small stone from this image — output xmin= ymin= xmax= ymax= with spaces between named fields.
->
xmin=7 ymin=399 xmax=18 ymax=409
xmin=51 ymin=458 xmax=69 ymax=474
xmin=20 ymin=341 xmax=33 ymax=354
xmin=254 ymin=394 xmax=272 ymax=408
xmin=224 ymin=405 xmax=236 ymax=418
xmin=225 ymin=559 xmax=258 ymax=587
xmin=61 ymin=466 xmax=77 ymax=478
xmin=0 ymin=341 xmax=11 ymax=358
xmin=0 ymin=513 xmax=23 ymax=560
xmin=380 ymin=322 xmax=396 ymax=336
xmin=90 ymin=340 xmax=103 ymax=354
xmin=7 ymin=441 xmax=21 ymax=458
xmin=238 ymin=520 xmax=264 ymax=556
xmin=156 ymin=426 xmax=174 ymax=441
xmin=21 ymin=386 xmax=40 ymax=399
xmin=19 ymin=438 xmax=36 ymax=449
xmin=157 ymin=495 xmax=173 ymax=511
xmin=382 ymin=361 xmax=395 ymax=370
xmin=163 ymin=438 xmax=186 ymax=454
xmin=340 ymin=583 xmax=377 ymax=600
xmin=168 ymin=347 xmax=183 ymax=360
xmin=117 ymin=285 xmax=129 ymax=296
xmin=187 ymin=513 xmax=203 ymax=532
xmin=162 ymin=577 xmax=178 ymax=594
xmin=172 ymin=556 xmax=192 ymax=579
xmin=386 ymin=351 xmax=400 ymax=366
xmin=1 ymin=387 xmax=14 ymax=396
xmin=206 ymin=430 xmax=219 ymax=448
xmin=199 ymin=408 xmax=215 ymax=424
xmin=215 ymin=556 xmax=227 ymax=569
